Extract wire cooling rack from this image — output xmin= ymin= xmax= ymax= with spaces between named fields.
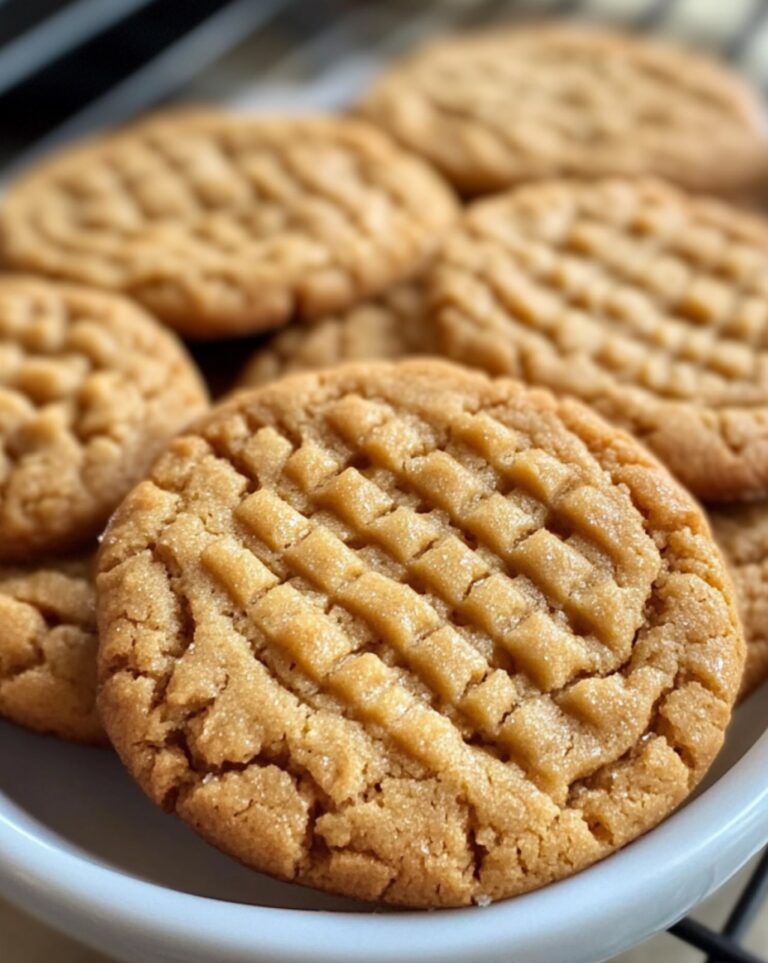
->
xmin=0 ymin=0 xmax=765 ymax=959
xmin=669 ymin=848 xmax=768 ymax=961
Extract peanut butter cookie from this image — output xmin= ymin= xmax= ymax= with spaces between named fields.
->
xmin=0 ymin=112 xmax=458 ymax=338
xmin=0 ymin=276 xmax=208 ymax=560
xmin=97 ymin=360 xmax=743 ymax=907
xmin=0 ymin=551 xmax=103 ymax=743
xmin=710 ymin=501 xmax=768 ymax=700
xmin=237 ymin=283 xmax=432 ymax=388
xmin=359 ymin=24 xmax=768 ymax=196
xmin=433 ymin=177 xmax=768 ymax=501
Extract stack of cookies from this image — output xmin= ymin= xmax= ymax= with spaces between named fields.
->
xmin=0 ymin=21 xmax=765 ymax=909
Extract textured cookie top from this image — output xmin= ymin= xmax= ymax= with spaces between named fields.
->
xmin=359 ymin=24 xmax=767 ymax=195
xmin=237 ymin=283 xmax=433 ymax=388
xmin=433 ymin=178 xmax=768 ymax=501
xmin=0 ymin=552 xmax=103 ymax=743
xmin=0 ymin=112 xmax=458 ymax=337
xmin=0 ymin=276 xmax=208 ymax=559
xmin=710 ymin=502 xmax=768 ymax=701
xmin=97 ymin=360 xmax=742 ymax=907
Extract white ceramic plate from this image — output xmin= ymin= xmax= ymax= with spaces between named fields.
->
xmin=0 ymin=688 xmax=766 ymax=963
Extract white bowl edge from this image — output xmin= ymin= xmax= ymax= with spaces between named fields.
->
xmin=0 ymin=719 xmax=766 ymax=963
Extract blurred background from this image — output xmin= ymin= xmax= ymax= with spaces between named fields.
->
xmin=0 ymin=0 xmax=767 ymax=961
xmin=3 ymin=0 xmax=768 ymax=179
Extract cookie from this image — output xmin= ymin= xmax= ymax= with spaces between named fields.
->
xmin=709 ymin=502 xmax=768 ymax=700
xmin=0 ymin=276 xmax=208 ymax=560
xmin=96 ymin=359 xmax=742 ymax=908
xmin=432 ymin=177 xmax=768 ymax=502
xmin=237 ymin=283 xmax=433 ymax=388
xmin=0 ymin=551 xmax=103 ymax=743
xmin=359 ymin=24 xmax=768 ymax=196
xmin=0 ymin=112 xmax=458 ymax=338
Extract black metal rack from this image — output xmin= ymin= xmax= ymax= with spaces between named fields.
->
xmin=670 ymin=848 xmax=768 ymax=961
xmin=0 ymin=1 xmax=765 ymax=960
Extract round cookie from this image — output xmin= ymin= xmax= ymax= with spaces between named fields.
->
xmin=0 ymin=112 xmax=458 ymax=338
xmin=432 ymin=177 xmax=768 ymax=502
xmin=0 ymin=551 xmax=103 ymax=743
xmin=97 ymin=359 xmax=743 ymax=908
xmin=237 ymin=283 xmax=433 ymax=388
xmin=709 ymin=501 xmax=768 ymax=700
xmin=358 ymin=24 xmax=768 ymax=196
xmin=0 ymin=275 xmax=208 ymax=560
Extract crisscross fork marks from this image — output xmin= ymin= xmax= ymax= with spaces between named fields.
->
xmin=1 ymin=114 xmax=458 ymax=336
xmin=146 ymin=528 xmax=398 ymax=814
xmin=448 ymin=183 xmax=768 ymax=406
xmin=96 ymin=362 xmax=744 ymax=907
xmin=183 ymin=395 xmax=665 ymax=803
xmin=359 ymin=25 xmax=766 ymax=195
xmin=480 ymin=228 xmax=762 ymax=387
xmin=516 ymin=191 xmax=768 ymax=357
xmin=112 ymin=133 xmax=379 ymax=276
xmin=417 ymin=51 xmax=749 ymax=161
xmin=0 ymin=276 xmax=207 ymax=560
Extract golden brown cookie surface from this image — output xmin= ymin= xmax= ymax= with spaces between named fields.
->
xmin=237 ymin=283 xmax=432 ymax=388
xmin=0 ymin=112 xmax=457 ymax=338
xmin=433 ymin=178 xmax=768 ymax=501
xmin=359 ymin=24 xmax=768 ymax=196
xmin=97 ymin=360 xmax=742 ymax=907
xmin=0 ymin=552 xmax=103 ymax=743
xmin=0 ymin=276 xmax=208 ymax=560
xmin=710 ymin=501 xmax=768 ymax=700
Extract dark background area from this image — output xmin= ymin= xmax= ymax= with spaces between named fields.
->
xmin=1 ymin=0 xmax=767 ymax=179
